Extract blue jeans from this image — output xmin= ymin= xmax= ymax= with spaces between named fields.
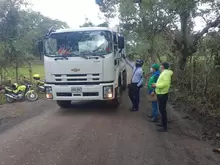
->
xmin=151 ymin=101 xmax=158 ymax=120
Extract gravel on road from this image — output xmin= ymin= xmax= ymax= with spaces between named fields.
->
xmin=0 ymin=94 xmax=219 ymax=165
xmin=0 ymin=64 xmax=219 ymax=165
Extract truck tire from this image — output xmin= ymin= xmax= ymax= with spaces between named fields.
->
xmin=57 ymin=100 xmax=72 ymax=108
xmin=111 ymin=86 xmax=121 ymax=108
xmin=122 ymin=71 xmax=127 ymax=91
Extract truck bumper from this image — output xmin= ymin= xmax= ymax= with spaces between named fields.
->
xmin=44 ymin=82 xmax=116 ymax=101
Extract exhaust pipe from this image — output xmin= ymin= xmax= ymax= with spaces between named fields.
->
xmin=5 ymin=94 xmax=17 ymax=99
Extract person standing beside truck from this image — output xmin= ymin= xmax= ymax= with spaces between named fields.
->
xmin=147 ymin=63 xmax=160 ymax=122
xmin=152 ymin=62 xmax=173 ymax=132
xmin=123 ymin=55 xmax=144 ymax=111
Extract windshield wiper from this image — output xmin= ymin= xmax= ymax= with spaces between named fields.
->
xmin=81 ymin=51 xmax=105 ymax=58
xmin=54 ymin=56 xmax=69 ymax=60
xmin=91 ymin=54 xmax=105 ymax=58
xmin=93 ymin=47 xmax=102 ymax=53
xmin=72 ymin=54 xmax=89 ymax=59
xmin=54 ymin=53 xmax=89 ymax=60
xmin=92 ymin=49 xmax=105 ymax=58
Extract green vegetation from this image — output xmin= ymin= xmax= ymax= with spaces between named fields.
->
xmin=0 ymin=64 xmax=44 ymax=104
xmin=0 ymin=0 xmax=60 ymax=104
xmin=80 ymin=18 xmax=109 ymax=27
xmin=9 ymin=64 xmax=45 ymax=80
xmin=0 ymin=0 xmax=220 ymax=125
xmin=0 ymin=0 xmax=110 ymax=105
xmin=0 ymin=0 xmax=67 ymax=84
xmin=96 ymin=0 xmax=220 ymax=121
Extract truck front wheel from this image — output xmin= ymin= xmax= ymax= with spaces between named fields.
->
xmin=110 ymin=86 xmax=121 ymax=108
xmin=57 ymin=100 xmax=72 ymax=108
xmin=122 ymin=71 xmax=127 ymax=91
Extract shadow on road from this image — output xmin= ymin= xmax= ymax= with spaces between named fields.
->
xmin=56 ymin=100 xmax=120 ymax=116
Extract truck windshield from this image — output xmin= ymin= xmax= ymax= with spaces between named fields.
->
xmin=44 ymin=30 xmax=112 ymax=57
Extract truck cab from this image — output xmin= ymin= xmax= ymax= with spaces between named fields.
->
xmin=38 ymin=27 xmax=127 ymax=108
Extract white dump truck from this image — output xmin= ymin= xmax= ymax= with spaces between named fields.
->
xmin=38 ymin=26 xmax=127 ymax=108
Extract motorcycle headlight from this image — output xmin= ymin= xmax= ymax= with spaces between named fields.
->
xmin=103 ymin=86 xmax=113 ymax=99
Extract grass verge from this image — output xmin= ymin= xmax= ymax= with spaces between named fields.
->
xmin=0 ymin=64 xmax=45 ymax=105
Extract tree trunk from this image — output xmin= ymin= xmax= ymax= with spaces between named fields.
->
xmin=204 ymin=50 xmax=211 ymax=96
xmin=178 ymin=52 xmax=187 ymax=70
xmin=178 ymin=12 xmax=190 ymax=71
xmin=190 ymin=56 xmax=195 ymax=92
xmin=156 ymin=53 xmax=162 ymax=63
xmin=0 ymin=67 xmax=2 ymax=84
xmin=15 ymin=61 xmax=19 ymax=82
xmin=28 ymin=62 xmax=32 ymax=83
xmin=148 ymin=43 xmax=157 ymax=63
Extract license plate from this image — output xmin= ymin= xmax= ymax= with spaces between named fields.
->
xmin=71 ymin=87 xmax=82 ymax=93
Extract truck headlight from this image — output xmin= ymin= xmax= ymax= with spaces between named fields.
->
xmin=103 ymin=86 xmax=113 ymax=99
xmin=45 ymin=86 xmax=53 ymax=99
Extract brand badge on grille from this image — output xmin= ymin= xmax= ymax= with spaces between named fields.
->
xmin=71 ymin=68 xmax=80 ymax=72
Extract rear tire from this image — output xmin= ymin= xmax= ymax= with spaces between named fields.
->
xmin=57 ymin=100 xmax=72 ymax=108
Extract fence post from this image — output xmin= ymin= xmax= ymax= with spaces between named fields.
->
xmin=28 ymin=62 xmax=32 ymax=83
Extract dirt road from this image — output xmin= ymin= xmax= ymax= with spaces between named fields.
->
xmin=0 ymin=98 xmax=219 ymax=165
xmin=0 ymin=65 xmax=219 ymax=165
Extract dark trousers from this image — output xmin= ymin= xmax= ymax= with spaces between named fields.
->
xmin=157 ymin=93 xmax=168 ymax=129
xmin=128 ymin=83 xmax=140 ymax=109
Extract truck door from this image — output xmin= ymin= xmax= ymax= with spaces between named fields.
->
xmin=113 ymin=32 xmax=121 ymax=70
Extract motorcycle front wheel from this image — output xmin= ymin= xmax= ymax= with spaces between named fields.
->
xmin=6 ymin=96 xmax=15 ymax=103
xmin=26 ymin=91 xmax=39 ymax=101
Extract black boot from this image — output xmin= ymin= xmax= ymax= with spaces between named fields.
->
xmin=156 ymin=123 xmax=163 ymax=127
xmin=157 ymin=127 xmax=168 ymax=132
xmin=148 ymin=115 xmax=153 ymax=118
xmin=129 ymin=106 xmax=135 ymax=111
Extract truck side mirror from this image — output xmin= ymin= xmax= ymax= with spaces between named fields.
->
xmin=37 ymin=40 xmax=43 ymax=54
xmin=118 ymin=36 xmax=125 ymax=49
xmin=95 ymin=0 xmax=103 ymax=5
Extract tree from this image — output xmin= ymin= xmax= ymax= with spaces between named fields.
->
xmin=97 ymin=0 xmax=220 ymax=121
xmin=80 ymin=18 xmax=109 ymax=27
xmin=97 ymin=21 xmax=109 ymax=27
xmin=0 ymin=0 xmax=68 ymax=81
xmin=98 ymin=0 xmax=220 ymax=70
xmin=80 ymin=18 xmax=95 ymax=27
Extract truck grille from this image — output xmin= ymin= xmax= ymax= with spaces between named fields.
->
xmin=54 ymin=74 xmax=100 ymax=82
xmin=56 ymin=92 xmax=99 ymax=96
